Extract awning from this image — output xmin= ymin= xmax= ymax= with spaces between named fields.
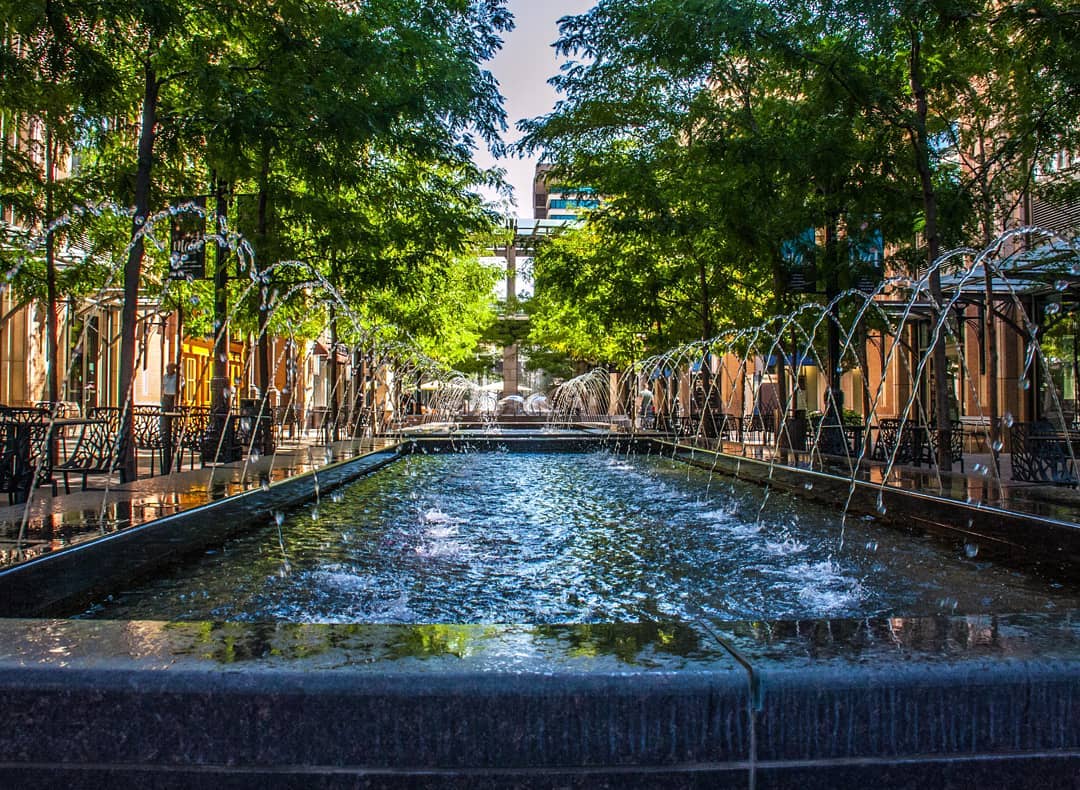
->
xmin=311 ymin=341 xmax=349 ymax=363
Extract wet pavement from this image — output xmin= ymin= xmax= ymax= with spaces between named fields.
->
xmin=665 ymin=434 xmax=1080 ymax=524
xmin=0 ymin=434 xmax=395 ymax=568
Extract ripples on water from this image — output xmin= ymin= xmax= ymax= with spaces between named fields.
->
xmin=83 ymin=451 xmax=1080 ymax=622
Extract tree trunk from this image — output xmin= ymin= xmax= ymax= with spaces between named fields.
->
xmin=982 ymin=230 xmax=1000 ymax=471
xmin=255 ymin=149 xmax=273 ymax=452
xmin=211 ymin=177 xmax=230 ymax=416
xmin=44 ymin=123 xmax=59 ymax=406
xmin=772 ymin=259 xmax=789 ymax=459
xmin=328 ymin=303 xmax=340 ymax=444
xmin=909 ymin=31 xmax=952 ymax=471
xmin=174 ymin=305 xmax=183 ymax=380
xmin=824 ymin=218 xmax=843 ymax=420
xmin=328 ymin=254 xmax=340 ymax=443
xmin=977 ymin=147 xmax=1001 ymax=472
xmin=696 ymin=257 xmax=720 ymax=435
xmin=117 ymin=59 xmax=159 ymax=482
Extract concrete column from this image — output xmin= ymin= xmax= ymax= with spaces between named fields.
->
xmin=502 ymin=343 xmax=519 ymax=398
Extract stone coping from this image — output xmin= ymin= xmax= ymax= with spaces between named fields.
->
xmin=0 ymin=614 xmax=1076 ymax=786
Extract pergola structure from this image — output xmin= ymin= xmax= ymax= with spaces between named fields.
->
xmin=938 ymin=239 xmax=1080 ymax=421
xmin=490 ymin=218 xmax=575 ymax=397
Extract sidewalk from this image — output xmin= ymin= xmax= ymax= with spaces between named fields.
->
xmin=0 ymin=432 xmax=394 ymax=569
xmin=655 ymin=432 xmax=1080 ymax=523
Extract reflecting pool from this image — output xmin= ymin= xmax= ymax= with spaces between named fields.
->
xmin=81 ymin=451 xmax=1080 ymax=622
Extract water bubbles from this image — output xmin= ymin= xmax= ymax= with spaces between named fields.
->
xmin=330 ymin=490 xmax=344 ymax=504
xmin=311 ymin=508 xmax=320 ymax=522
xmin=260 ymin=476 xmax=270 ymax=492
xmin=274 ymin=511 xmax=285 ymax=527
xmin=189 ymin=295 xmax=200 ymax=306
xmin=1019 ymin=378 xmax=1031 ymax=391
xmin=1003 ymin=412 xmax=1015 ymax=428
xmin=324 ymin=449 xmax=334 ymax=465
xmin=964 ymin=543 xmax=979 ymax=559
xmin=937 ymin=597 xmax=959 ymax=612
xmin=1055 ymin=279 xmax=1070 ymax=292
xmin=218 ymin=352 xmax=227 ymax=363
xmin=865 ymin=540 xmax=878 ymax=552
xmin=991 ymin=439 xmax=1003 ymax=453
xmin=971 ymin=462 xmax=989 ymax=477
xmin=248 ymin=449 xmax=260 ymax=463
xmin=875 ymin=493 xmax=887 ymax=515
xmin=803 ymin=482 xmax=814 ymax=490
xmin=1045 ymin=302 xmax=1061 ymax=317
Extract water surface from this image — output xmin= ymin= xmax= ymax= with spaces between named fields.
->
xmin=82 ymin=451 xmax=1080 ymax=622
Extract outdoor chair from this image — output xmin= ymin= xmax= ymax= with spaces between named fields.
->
xmin=87 ymin=406 xmax=121 ymax=435
xmin=872 ymin=418 xmax=932 ymax=465
xmin=0 ymin=421 xmax=38 ymax=503
xmin=0 ymin=407 xmax=56 ymax=499
xmin=54 ymin=420 xmax=122 ymax=493
xmin=274 ymin=404 xmax=300 ymax=440
xmin=1010 ymin=420 xmax=1078 ymax=485
xmin=927 ymin=419 xmax=965 ymax=472
xmin=131 ymin=405 xmax=166 ymax=476
xmin=178 ymin=406 xmax=210 ymax=470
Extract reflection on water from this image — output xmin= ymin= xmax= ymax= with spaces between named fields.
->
xmin=6 ymin=614 xmax=1076 ymax=671
xmin=81 ymin=452 xmax=1080 ymax=623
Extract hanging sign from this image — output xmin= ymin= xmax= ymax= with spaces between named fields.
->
xmin=169 ymin=196 xmax=207 ymax=280
xmin=782 ymin=228 xmax=817 ymax=293
xmin=850 ymin=224 xmax=885 ymax=293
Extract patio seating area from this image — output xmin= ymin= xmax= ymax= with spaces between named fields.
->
xmin=0 ymin=401 xmax=377 ymax=505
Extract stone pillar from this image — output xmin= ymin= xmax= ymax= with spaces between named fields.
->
xmin=502 ymin=343 xmax=519 ymax=398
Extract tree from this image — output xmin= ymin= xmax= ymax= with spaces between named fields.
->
xmin=517 ymin=0 xmax=912 ymax=423
xmin=0 ymin=0 xmax=119 ymax=404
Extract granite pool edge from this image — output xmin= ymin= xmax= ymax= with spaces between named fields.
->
xmin=0 ymin=615 xmax=1076 ymax=787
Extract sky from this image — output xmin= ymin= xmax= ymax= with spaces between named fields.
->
xmin=473 ymin=0 xmax=596 ymax=215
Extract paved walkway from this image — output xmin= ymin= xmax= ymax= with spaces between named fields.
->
xmin=2 ymin=429 xmax=1078 ymax=571
xmin=0 ymin=433 xmax=393 ymax=568
xmin=668 ymin=433 xmax=1080 ymax=523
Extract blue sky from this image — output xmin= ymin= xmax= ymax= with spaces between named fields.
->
xmin=473 ymin=0 xmax=595 ymax=215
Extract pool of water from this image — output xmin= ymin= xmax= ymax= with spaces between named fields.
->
xmin=81 ymin=451 xmax=1080 ymax=622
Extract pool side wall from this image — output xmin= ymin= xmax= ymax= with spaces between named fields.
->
xmin=0 ymin=447 xmax=403 ymax=617
xmin=653 ymin=439 xmax=1080 ymax=582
